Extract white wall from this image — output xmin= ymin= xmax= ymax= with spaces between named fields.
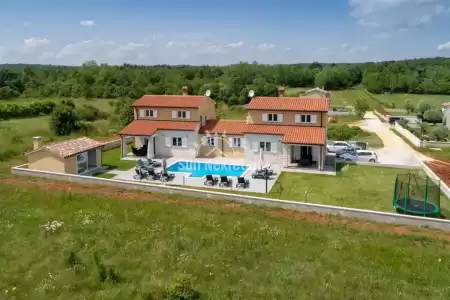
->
xmin=154 ymin=130 xmax=197 ymax=158
xmin=394 ymin=122 xmax=421 ymax=147
xmin=244 ymin=134 xmax=283 ymax=165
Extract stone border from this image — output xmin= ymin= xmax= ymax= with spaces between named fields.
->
xmin=11 ymin=165 xmax=450 ymax=231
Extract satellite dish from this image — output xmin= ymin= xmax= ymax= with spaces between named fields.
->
xmin=205 ymin=90 xmax=211 ymax=97
xmin=248 ymin=90 xmax=255 ymax=98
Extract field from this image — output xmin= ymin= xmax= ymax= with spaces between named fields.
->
xmin=375 ymin=93 xmax=449 ymax=109
xmin=8 ymin=97 xmax=114 ymax=112
xmin=0 ymin=181 xmax=449 ymax=300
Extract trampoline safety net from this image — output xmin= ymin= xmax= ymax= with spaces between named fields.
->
xmin=393 ymin=172 xmax=440 ymax=216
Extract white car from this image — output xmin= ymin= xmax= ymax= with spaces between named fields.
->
xmin=340 ymin=150 xmax=378 ymax=163
xmin=327 ymin=141 xmax=360 ymax=153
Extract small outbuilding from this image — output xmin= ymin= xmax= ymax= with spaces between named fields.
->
xmin=26 ymin=136 xmax=104 ymax=175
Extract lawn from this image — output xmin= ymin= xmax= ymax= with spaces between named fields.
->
xmin=262 ymin=165 xmax=449 ymax=217
xmin=375 ymin=93 xmax=450 ymax=109
xmin=101 ymin=146 xmax=135 ymax=171
xmin=217 ymin=103 xmax=247 ymax=120
xmin=0 ymin=182 xmax=449 ymax=299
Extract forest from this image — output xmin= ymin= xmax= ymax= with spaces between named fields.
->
xmin=1 ymin=57 xmax=450 ymax=104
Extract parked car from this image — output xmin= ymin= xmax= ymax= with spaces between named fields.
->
xmin=335 ymin=146 xmax=359 ymax=158
xmin=339 ymin=150 xmax=378 ymax=163
xmin=327 ymin=141 xmax=361 ymax=153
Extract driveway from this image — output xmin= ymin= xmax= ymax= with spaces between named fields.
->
xmin=356 ymin=112 xmax=430 ymax=167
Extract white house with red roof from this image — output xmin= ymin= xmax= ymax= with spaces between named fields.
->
xmin=119 ymin=86 xmax=329 ymax=171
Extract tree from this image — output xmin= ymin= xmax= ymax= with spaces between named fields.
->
xmin=404 ymin=99 xmax=414 ymax=114
xmin=112 ymin=98 xmax=134 ymax=126
xmin=423 ymin=109 xmax=443 ymax=124
xmin=50 ymin=100 xmax=77 ymax=136
xmin=354 ymin=97 xmax=370 ymax=118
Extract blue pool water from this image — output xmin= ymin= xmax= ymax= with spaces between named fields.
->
xmin=167 ymin=161 xmax=249 ymax=178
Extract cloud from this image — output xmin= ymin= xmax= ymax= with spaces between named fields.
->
xmin=23 ymin=37 xmax=51 ymax=48
xmin=349 ymin=0 xmax=449 ymax=30
xmin=341 ymin=43 xmax=348 ymax=49
xmin=256 ymin=43 xmax=275 ymax=50
xmin=437 ymin=42 xmax=450 ymax=51
xmin=357 ymin=19 xmax=379 ymax=28
xmin=80 ymin=20 xmax=96 ymax=27
xmin=225 ymin=41 xmax=244 ymax=48
xmin=319 ymin=47 xmax=329 ymax=51
xmin=349 ymin=45 xmax=369 ymax=53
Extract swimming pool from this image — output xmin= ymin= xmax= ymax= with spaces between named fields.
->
xmin=167 ymin=160 xmax=249 ymax=178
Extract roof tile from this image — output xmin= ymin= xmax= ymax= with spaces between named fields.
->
xmin=247 ymin=97 xmax=329 ymax=112
xmin=199 ymin=119 xmax=247 ymax=135
xmin=244 ymin=124 xmax=326 ymax=145
xmin=119 ymin=120 xmax=199 ymax=136
xmin=39 ymin=137 xmax=103 ymax=158
xmin=132 ymin=95 xmax=207 ymax=108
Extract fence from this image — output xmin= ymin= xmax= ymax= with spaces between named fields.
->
xmin=10 ymin=164 xmax=450 ymax=231
xmin=393 ymin=122 xmax=450 ymax=148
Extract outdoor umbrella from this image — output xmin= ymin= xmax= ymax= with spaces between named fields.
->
xmin=259 ymin=148 xmax=264 ymax=170
xmin=162 ymin=158 xmax=167 ymax=174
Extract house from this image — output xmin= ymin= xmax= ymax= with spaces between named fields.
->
xmin=441 ymin=102 xmax=450 ymax=112
xmin=25 ymin=136 xmax=104 ymax=174
xmin=119 ymin=86 xmax=216 ymax=158
xmin=303 ymin=87 xmax=331 ymax=103
xmin=118 ymin=86 xmax=329 ymax=171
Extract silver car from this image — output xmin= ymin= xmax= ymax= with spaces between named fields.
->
xmin=340 ymin=150 xmax=378 ymax=163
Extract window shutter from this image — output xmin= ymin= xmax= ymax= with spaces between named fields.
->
xmin=172 ymin=111 xmax=177 ymax=119
xmin=186 ymin=111 xmax=191 ymax=119
xmin=278 ymin=114 xmax=283 ymax=122
xmin=271 ymin=142 xmax=278 ymax=153
xmin=139 ymin=109 xmax=145 ymax=118
xmin=201 ymin=136 xmax=207 ymax=145
xmin=214 ymin=136 xmax=219 ymax=147
xmin=262 ymin=113 xmax=268 ymax=122
xmin=311 ymin=115 xmax=317 ymax=124
xmin=295 ymin=114 xmax=301 ymax=123
xmin=242 ymin=138 xmax=247 ymax=149
xmin=252 ymin=142 xmax=258 ymax=152
xmin=165 ymin=137 xmax=171 ymax=147
xmin=153 ymin=110 xmax=158 ymax=118
xmin=228 ymin=137 xmax=234 ymax=147
xmin=182 ymin=137 xmax=187 ymax=147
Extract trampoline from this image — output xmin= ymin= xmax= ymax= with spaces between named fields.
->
xmin=393 ymin=172 xmax=441 ymax=216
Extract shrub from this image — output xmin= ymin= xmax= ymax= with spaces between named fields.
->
xmin=0 ymin=100 xmax=56 ymax=120
xmin=428 ymin=125 xmax=449 ymax=141
xmin=164 ymin=274 xmax=200 ymax=300
xmin=327 ymin=124 xmax=365 ymax=141
xmin=423 ymin=109 xmax=443 ymax=124
xmin=76 ymin=104 xmax=107 ymax=121
xmin=397 ymin=119 xmax=408 ymax=128
xmin=50 ymin=100 xmax=77 ymax=136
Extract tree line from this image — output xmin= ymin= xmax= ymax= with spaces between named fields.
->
xmin=1 ymin=57 xmax=450 ymax=105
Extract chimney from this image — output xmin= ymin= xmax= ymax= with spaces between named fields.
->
xmin=182 ymin=86 xmax=189 ymax=96
xmin=277 ymin=87 xmax=285 ymax=97
xmin=32 ymin=136 xmax=43 ymax=150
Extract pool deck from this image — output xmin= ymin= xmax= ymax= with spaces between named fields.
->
xmin=104 ymin=156 xmax=281 ymax=194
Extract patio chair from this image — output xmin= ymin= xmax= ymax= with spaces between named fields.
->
xmin=235 ymin=177 xmax=250 ymax=189
xmin=147 ymin=158 xmax=162 ymax=167
xmin=133 ymin=167 xmax=150 ymax=180
xmin=251 ymin=169 xmax=270 ymax=179
xmin=160 ymin=172 xmax=175 ymax=182
xmin=204 ymin=174 xmax=218 ymax=186
xmin=219 ymin=176 xmax=232 ymax=188
xmin=131 ymin=145 xmax=147 ymax=157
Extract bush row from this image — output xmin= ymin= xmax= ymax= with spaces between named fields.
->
xmin=0 ymin=100 xmax=56 ymax=120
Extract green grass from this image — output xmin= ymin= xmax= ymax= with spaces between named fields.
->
xmin=358 ymin=132 xmax=384 ymax=148
xmin=0 ymin=183 xmax=449 ymax=299
xmin=376 ymin=94 xmax=449 ymax=109
xmin=259 ymin=165 xmax=449 ymax=216
xmin=284 ymin=87 xmax=312 ymax=97
xmin=102 ymin=147 xmax=135 ymax=171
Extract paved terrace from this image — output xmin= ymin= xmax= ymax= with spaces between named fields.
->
xmin=106 ymin=156 xmax=283 ymax=193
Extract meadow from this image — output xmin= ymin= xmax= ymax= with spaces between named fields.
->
xmin=376 ymin=93 xmax=449 ymax=109
xmin=0 ymin=182 xmax=449 ymax=300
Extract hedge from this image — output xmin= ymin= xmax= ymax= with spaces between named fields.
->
xmin=0 ymin=100 xmax=56 ymax=120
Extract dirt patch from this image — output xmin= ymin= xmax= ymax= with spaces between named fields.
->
xmin=2 ymin=177 xmax=450 ymax=242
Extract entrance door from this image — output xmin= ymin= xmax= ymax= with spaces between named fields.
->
xmin=300 ymin=146 xmax=312 ymax=159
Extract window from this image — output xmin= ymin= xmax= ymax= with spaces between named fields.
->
xmin=259 ymin=142 xmax=271 ymax=152
xmin=172 ymin=137 xmax=182 ymax=147
xmin=145 ymin=110 xmax=155 ymax=117
xmin=76 ymin=152 xmax=88 ymax=174
xmin=268 ymin=114 xmax=278 ymax=122
xmin=232 ymin=137 xmax=242 ymax=147
xmin=207 ymin=136 xmax=215 ymax=146
xmin=301 ymin=115 xmax=311 ymax=123
xmin=178 ymin=111 xmax=186 ymax=118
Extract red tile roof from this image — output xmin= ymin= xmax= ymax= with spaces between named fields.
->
xmin=27 ymin=137 xmax=104 ymax=158
xmin=199 ymin=119 xmax=247 ymax=135
xmin=247 ymin=97 xmax=329 ymax=112
xmin=244 ymin=124 xmax=326 ymax=145
xmin=119 ymin=120 xmax=200 ymax=136
xmin=132 ymin=95 xmax=207 ymax=108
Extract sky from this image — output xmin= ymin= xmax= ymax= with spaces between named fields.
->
xmin=0 ymin=0 xmax=450 ymax=66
